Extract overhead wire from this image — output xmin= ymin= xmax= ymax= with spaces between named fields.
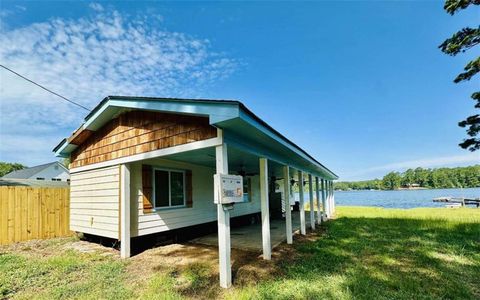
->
xmin=0 ymin=64 xmax=91 ymax=111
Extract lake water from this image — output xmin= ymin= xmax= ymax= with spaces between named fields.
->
xmin=296 ymin=188 xmax=480 ymax=209
xmin=334 ymin=188 xmax=480 ymax=208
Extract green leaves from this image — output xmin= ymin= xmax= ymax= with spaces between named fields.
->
xmin=0 ymin=162 xmax=27 ymax=177
xmin=382 ymin=172 xmax=402 ymax=190
xmin=441 ymin=0 xmax=480 ymax=151
xmin=439 ymin=27 xmax=480 ymax=56
xmin=454 ymin=57 xmax=480 ymax=83
xmin=443 ymin=0 xmax=480 ymax=15
xmin=458 ymin=114 xmax=480 ymax=151
xmin=336 ymin=165 xmax=480 ymax=190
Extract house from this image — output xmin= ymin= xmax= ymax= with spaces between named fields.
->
xmin=2 ymin=161 xmax=69 ymax=182
xmin=53 ymin=96 xmax=338 ymax=288
xmin=0 ymin=178 xmax=69 ymax=187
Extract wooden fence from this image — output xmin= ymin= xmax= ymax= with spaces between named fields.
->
xmin=0 ymin=186 xmax=71 ymax=245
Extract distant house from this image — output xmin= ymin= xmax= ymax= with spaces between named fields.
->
xmin=2 ymin=161 xmax=69 ymax=182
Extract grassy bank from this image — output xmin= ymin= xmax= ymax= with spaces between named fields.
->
xmin=229 ymin=207 xmax=480 ymax=299
xmin=1 ymin=207 xmax=479 ymax=299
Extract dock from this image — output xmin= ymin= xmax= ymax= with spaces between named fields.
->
xmin=433 ymin=197 xmax=480 ymax=207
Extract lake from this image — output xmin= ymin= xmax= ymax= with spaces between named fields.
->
xmin=334 ymin=188 xmax=480 ymax=208
xmin=296 ymin=187 xmax=480 ymax=209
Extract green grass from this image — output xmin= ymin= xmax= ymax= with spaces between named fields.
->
xmin=0 ymin=249 xmax=133 ymax=299
xmin=1 ymin=207 xmax=479 ymax=299
xmin=230 ymin=206 xmax=480 ymax=300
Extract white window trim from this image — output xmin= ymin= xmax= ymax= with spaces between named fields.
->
xmin=152 ymin=167 xmax=187 ymax=210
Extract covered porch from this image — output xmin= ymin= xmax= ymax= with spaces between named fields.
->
xmin=193 ymin=211 xmax=314 ymax=252
xmin=119 ymin=131 xmax=337 ymax=288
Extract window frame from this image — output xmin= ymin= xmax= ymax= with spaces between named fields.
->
xmin=152 ymin=167 xmax=187 ymax=210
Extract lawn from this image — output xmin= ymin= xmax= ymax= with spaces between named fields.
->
xmin=1 ymin=207 xmax=479 ymax=299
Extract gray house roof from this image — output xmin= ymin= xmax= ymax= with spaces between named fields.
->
xmin=0 ymin=178 xmax=69 ymax=187
xmin=2 ymin=162 xmax=68 ymax=179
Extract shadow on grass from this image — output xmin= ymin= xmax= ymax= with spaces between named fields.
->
xmin=258 ymin=216 xmax=480 ymax=300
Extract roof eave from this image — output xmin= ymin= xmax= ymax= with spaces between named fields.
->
xmin=53 ymin=96 xmax=338 ymax=179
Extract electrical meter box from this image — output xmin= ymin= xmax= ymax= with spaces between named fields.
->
xmin=214 ymin=174 xmax=244 ymax=204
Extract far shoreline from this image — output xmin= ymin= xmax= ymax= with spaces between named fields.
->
xmin=335 ymin=186 xmax=480 ymax=192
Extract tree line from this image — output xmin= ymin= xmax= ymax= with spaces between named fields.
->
xmin=335 ymin=165 xmax=480 ymax=191
xmin=0 ymin=162 xmax=27 ymax=177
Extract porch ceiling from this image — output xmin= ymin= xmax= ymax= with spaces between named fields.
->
xmin=219 ymin=119 xmax=334 ymax=179
xmin=162 ymin=145 xmax=303 ymax=180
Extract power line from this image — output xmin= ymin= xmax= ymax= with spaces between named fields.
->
xmin=0 ymin=64 xmax=91 ymax=111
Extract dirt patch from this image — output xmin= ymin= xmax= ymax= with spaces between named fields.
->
xmin=122 ymin=227 xmax=325 ymax=299
xmin=1 ymin=225 xmax=327 ymax=299
xmin=0 ymin=236 xmax=121 ymax=259
xmin=0 ymin=237 xmax=78 ymax=257
xmin=66 ymin=240 xmax=117 ymax=256
xmin=123 ymin=240 xmax=296 ymax=298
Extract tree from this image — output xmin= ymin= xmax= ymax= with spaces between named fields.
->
xmin=0 ymin=162 xmax=27 ymax=177
xmin=334 ymin=165 xmax=480 ymax=190
xmin=439 ymin=0 xmax=480 ymax=151
xmin=413 ymin=167 xmax=430 ymax=187
xmin=382 ymin=172 xmax=402 ymax=190
xmin=401 ymin=168 xmax=416 ymax=186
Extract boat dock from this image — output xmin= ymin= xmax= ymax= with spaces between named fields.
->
xmin=433 ymin=197 xmax=480 ymax=207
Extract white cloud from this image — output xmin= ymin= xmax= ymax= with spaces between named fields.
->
xmin=0 ymin=8 xmax=236 ymax=166
xmin=88 ymin=3 xmax=104 ymax=12
xmin=342 ymin=153 xmax=480 ymax=181
xmin=15 ymin=5 xmax=27 ymax=12
xmin=0 ymin=5 xmax=26 ymax=20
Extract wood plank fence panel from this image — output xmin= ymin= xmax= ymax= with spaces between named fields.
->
xmin=0 ymin=188 xmax=7 ymax=244
xmin=0 ymin=186 xmax=71 ymax=245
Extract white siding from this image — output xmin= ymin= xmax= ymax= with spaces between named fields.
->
xmin=70 ymin=166 xmax=120 ymax=239
xmin=130 ymin=159 xmax=261 ymax=237
xmin=69 ymin=159 xmax=262 ymax=240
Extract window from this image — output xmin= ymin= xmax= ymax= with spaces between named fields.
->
xmin=51 ymin=178 xmax=61 ymax=181
xmin=36 ymin=177 xmax=45 ymax=180
xmin=153 ymin=168 xmax=186 ymax=209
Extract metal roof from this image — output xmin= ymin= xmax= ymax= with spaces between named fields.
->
xmin=0 ymin=178 xmax=70 ymax=187
xmin=1 ymin=162 xmax=68 ymax=179
xmin=53 ymin=96 xmax=338 ymax=179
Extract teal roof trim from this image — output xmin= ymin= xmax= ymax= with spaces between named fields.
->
xmin=53 ymin=96 xmax=338 ymax=179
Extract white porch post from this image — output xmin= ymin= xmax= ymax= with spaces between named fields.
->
xmin=315 ymin=177 xmax=322 ymax=225
xmin=327 ymin=181 xmax=332 ymax=218
xmin=308 ymin=174 xmax=315 ymax=230
xmin=331 ymin=181 xmax=335 ymax=216
xmin=298 ymin=171 xmax=306 ymax=235
xmin=321 ymin=179 xmax=327 ymax=220
xmin=120 ymin=163 xmax=131 ymax=259
xmin=259 ymin=158 xmax=271 ymax=260
xmin=215 ymin=143 xmax=231 ymax=288
xmin=283 ymin=166 xmax=293 ymax=244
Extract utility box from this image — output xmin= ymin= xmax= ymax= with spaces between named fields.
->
xmin=214 ymin=174 xmax=244 ymax=204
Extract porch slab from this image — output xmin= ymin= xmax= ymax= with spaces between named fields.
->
xmin=192 ymin=212 xmax=313 ymax=251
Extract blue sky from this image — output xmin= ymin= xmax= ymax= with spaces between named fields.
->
xmin=0 ymin=1 xmax=478 ymax=180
